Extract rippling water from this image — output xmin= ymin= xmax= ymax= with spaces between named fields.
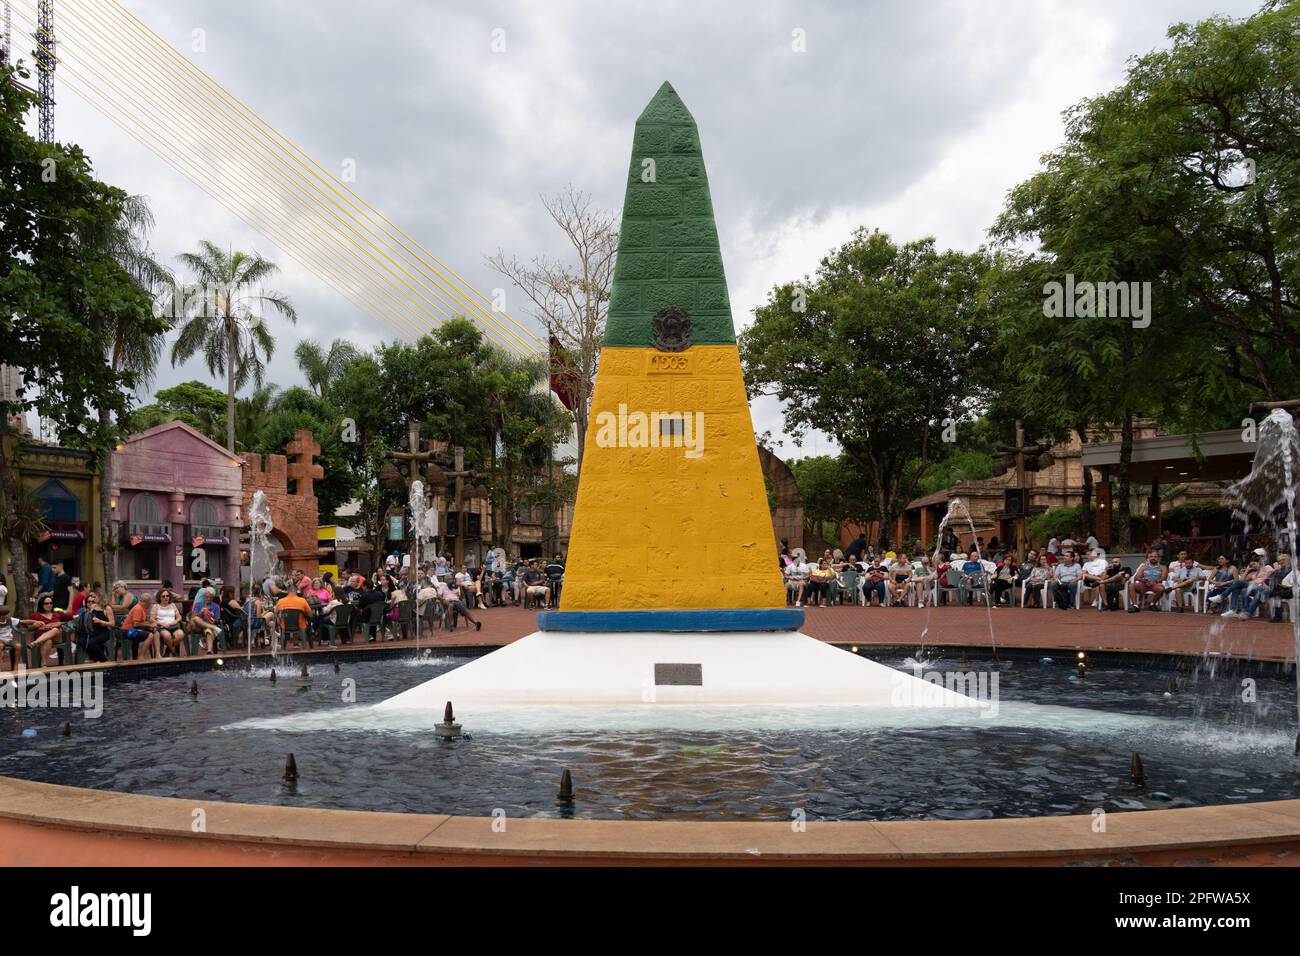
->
xmin=1 ymin=650 xmax=1296 ymax=820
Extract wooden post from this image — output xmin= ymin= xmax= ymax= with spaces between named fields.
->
xmin=453 ymin=445 xmax=465 ymax=566
xmin=1096 ymin=466 xmax=1113 ymax=548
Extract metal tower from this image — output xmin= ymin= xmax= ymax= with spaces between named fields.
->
xmin=36 ymin=0 xmax=55 ymax=142
xmin=3 ymin=2 xmax=12 ymax=68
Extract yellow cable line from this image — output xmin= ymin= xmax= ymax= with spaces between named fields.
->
xmin=45 ymin=1 xmax=475 ymax=346
xmin=10 ymin=3 xmax=424 ymax=343
xmin=83 ymin=0 xmax=543 ymax=356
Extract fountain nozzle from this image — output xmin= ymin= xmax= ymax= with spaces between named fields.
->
xmin=284 ymin=753 xmax=299 ymax=783
xmin=269 ymin=668 xmax=277 ymax=683
xmin=189 ymin=680 xmax=199 ymax=697
xmin=1130 ymin=752 xmax=1146 ymax=787
xmin=558 ymin=768 xmax=574 ymax=802
xmin=435 ymin=700 xmax=462 ymax=738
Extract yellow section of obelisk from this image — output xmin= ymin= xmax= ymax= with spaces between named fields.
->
xmin=561 ymin=345 xmax=785 ymax=611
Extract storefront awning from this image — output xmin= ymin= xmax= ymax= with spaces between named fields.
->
xmin=127 ymin=532 xmax=172 ymax=545
xmin=36 ymin=529 xmax=85 ymax=542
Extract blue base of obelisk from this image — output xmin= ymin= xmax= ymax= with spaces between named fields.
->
xmin=536 ymin=608 xmax=804 ymax=632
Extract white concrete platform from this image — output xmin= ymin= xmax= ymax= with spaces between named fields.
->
xmin=374 ymin=630 xmax=981 ymax=709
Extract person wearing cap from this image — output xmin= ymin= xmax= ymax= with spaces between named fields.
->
xmin=1221 ymin=553 xmax=1273 ymax=619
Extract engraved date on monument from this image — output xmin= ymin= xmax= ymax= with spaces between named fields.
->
xmin=654 ymin=663 xmax=703 ymax=686
xmin=646 ymin=353 xmax=691 ymax=374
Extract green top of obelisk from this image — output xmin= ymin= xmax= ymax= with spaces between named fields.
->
xmin=604 ymin=82 xmax=735 ymax=348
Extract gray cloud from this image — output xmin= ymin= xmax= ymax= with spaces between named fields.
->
xmin=23 ymin=0 xmax=1262 ymax=451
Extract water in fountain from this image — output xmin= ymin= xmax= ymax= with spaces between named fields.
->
xmin=408 ymin=480 xmax=434 ymax=657
xmin=920 ymin=497 xmax=998 ymax=660
xmin=1225 ymin=408 xmax=1300 ymax=749
xmin=248 ymin=490 xmax=275 ymax=667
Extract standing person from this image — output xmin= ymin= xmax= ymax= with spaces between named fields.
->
xmin=845 ymin=532 xmax=868 ymax=562
xmin=1046 ymin=535 xmax=1060 ymax=558
xmin=49 ymin=562 xmax=73 ymax=612
xmin=36 ymin=556 xmax=55 ymax=596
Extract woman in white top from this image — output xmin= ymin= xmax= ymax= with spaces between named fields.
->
xmin=151 ymin=589 xmax=186 ymax=657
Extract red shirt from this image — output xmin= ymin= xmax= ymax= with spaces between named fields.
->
xmin=70 ymin=591 xmax=87 ymax=615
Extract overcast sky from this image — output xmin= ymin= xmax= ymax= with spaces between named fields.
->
xmin=18 ymin=0 xmax=1262 ymax=455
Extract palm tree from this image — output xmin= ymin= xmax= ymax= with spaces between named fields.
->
xmin=233 ymin=384 xmax=281 ymax=451
xmin=95 ymin=195 xmax=174 ymax=589
xmin=168 ymin=241 xmax=297 ymax=451
xmin=294 ymin=338 xmax=359 ymax=399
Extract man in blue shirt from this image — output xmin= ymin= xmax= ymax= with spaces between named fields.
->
xmin=37 ymin=556 xmax=55 ymax=594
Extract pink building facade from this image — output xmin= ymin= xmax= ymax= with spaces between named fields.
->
xmin=110 ymin=422 xmax=243 ymax=595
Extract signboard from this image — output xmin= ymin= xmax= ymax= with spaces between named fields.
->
xmin=388 ymin=515 xmax=405 ymax=541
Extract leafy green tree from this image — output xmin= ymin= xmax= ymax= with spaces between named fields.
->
xmin=294 ymin=338 xmax=360 ymax=399
xmin=987 ymin=2 xmax=1300 ymax=543
xmin=253 ymin=386 xmax=358 ymax=517
xmin=741 ymin=228 xmax=995 ymax=548
xmin=167 ymin=241 xmax=297 ymax=451
xmin=789 ymin=456 xmax=876 ymax=542
xmin=0 ymin=62 xmax=165 ymax=612
xmin=126 ymin=380 xmax=227 ymax=442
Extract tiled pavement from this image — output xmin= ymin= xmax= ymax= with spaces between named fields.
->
xmin=386 ymin=602 xmax=1298 ymax=661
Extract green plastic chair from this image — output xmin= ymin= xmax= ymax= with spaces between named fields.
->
xmin=318 ymin=604 xmax=354 ymax=646
xmin=357 ymin=601 xmax=387 ymax=643
xmin=935 ymin=568 xmax=965 ymax=607
xmin=277 ymin=608 xmax=312 ymax=650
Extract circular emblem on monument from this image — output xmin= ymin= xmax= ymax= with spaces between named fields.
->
xmin=652 ymin=306 xmax=692 ymax=352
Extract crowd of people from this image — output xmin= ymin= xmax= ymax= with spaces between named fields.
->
xmin=0 ymin=551 xmax=567 ymax=669
xmin=780 ymin=532 xmax=1297 ymax=621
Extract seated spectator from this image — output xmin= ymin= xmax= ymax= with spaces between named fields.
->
xmin=1222 ymin=551 xmax=1273 ymax=619
xmin=438 ymin=575 xmax=481 ymax=632
xmin=959 ymin=552 xmax=984 ymax=605
xmin=275 ymin=584 xmax=314 ymax=648
xmin=521 ymin=560 xmax=551 ymax=608
xmin=1164 ymin=551 xmax=1203 ymax=612
xmin=21 ymin=595 xmax=73 ymax=666
xmin=188 ymin=587 xmax=222 ymax=655
xmin=1025 ymin=554 xmax=1052 ymax=607
xmin=77 ymin=591 xmax=115 ymax=663
xmin=888 ymin=554 xmax=913 ymax=606
xmin=109 ymin=581 xmax=138 ymax=627
xmin=1078 ymin=550 xmax=1109 ymax=608
xmin=1052 ymin=551 xmax=1083 ymax=609
xmin=991 ymin=556 xmax=1018 ymax=606
xmin=862 ymin=561 xmax=887 ymax=607
xmin=911 ymin=555 xmax=935 ymax=608
xmin=152 ymin=589 xmax=186 ymax=657
xmin=1131 ymin=552 xmax=1167 ymax=611
xmin=1204 ymin=555 xmax=1238 ymax=611
xmin=803 ymin=559 xmax=834 ymax=608
xmin=1101 ymin=557 xmax=1130 ymax=611
xmin=784 ymin=557 xmax=809 ymax=606
xmin=1269 ymin=555 xmax=1294 ymax=623
xmin=545 ymin=554 xmax=566 ymax=607
xmin=122 ymin=591 xmax=159 ymax=659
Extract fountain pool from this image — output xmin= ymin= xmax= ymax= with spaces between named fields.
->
xmin=1 ymin=649 xmax=1294 ymax=822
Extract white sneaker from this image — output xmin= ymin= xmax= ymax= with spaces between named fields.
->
xmin=1208 ymin=594 xmax=1223 ymax=605
xmin=795 ymin=602 xmax=802 ymax=608
xmin=1220 ymin=608 xmax=1237 ymax=617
